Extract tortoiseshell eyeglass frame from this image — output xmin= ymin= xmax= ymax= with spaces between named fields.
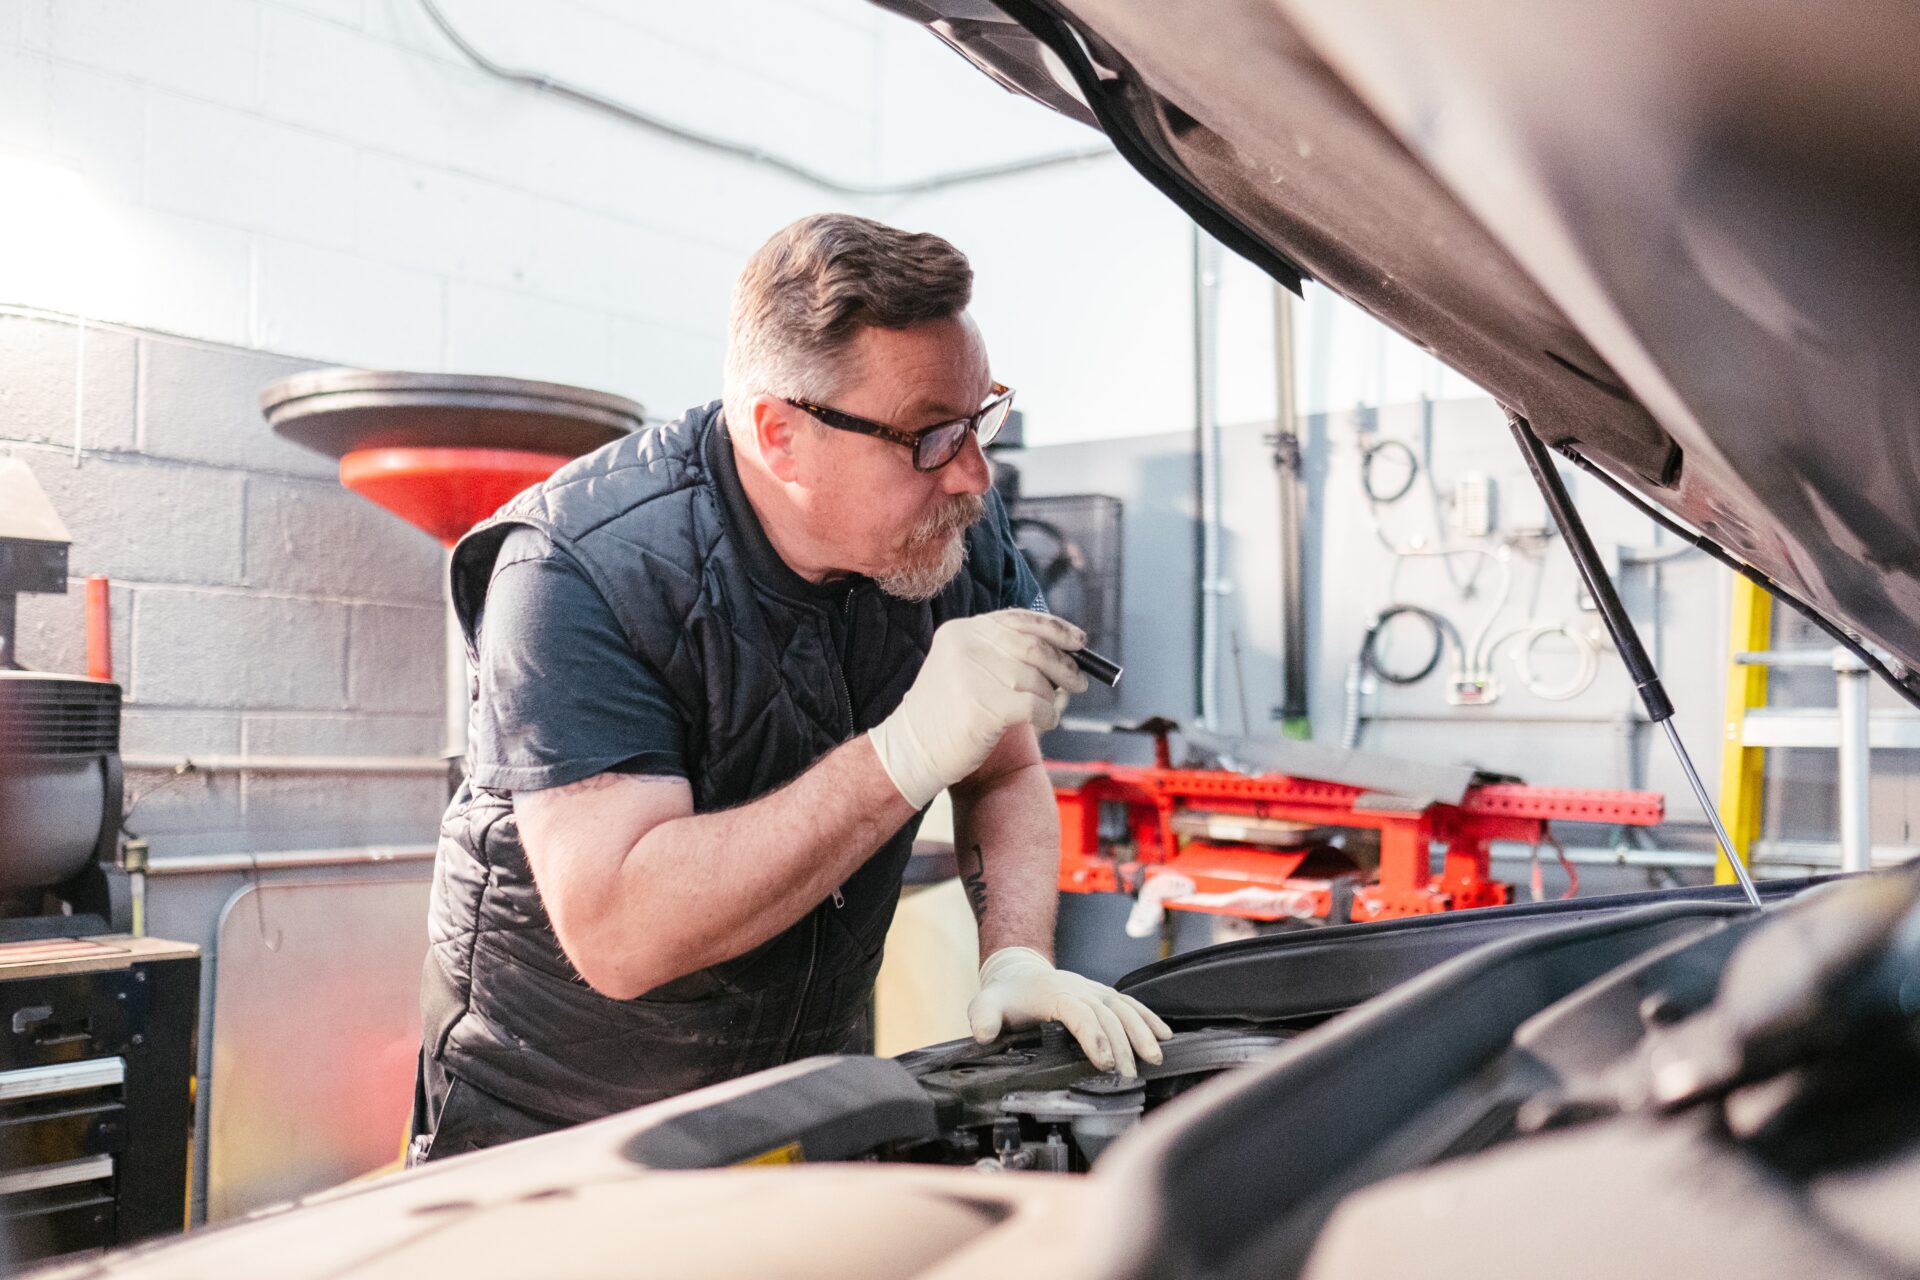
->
xmin=781 ymin=381 xmax=1014 ymax=471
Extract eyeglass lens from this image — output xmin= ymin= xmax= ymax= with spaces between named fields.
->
xmin=915 ymin=397 xmax=1013 ymax=470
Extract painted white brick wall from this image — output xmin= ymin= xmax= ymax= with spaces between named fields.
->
xmin=0 ymin=0 xmax=1471 ymax=440
xmin=0 ymin=0 xmax=900 ymax=421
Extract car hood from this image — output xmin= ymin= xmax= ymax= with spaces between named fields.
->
xmin=875 ymin=0 xmax=1920 ymax=680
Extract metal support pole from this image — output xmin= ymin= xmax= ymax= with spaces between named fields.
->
xmin=1835 ymin=649 xmax=1872 ymax=872
xmin=1505 ymin=410 xmax=1762 ymax=907
xmin=1270 ymin=282 xmax=1310 ymax=737
xmin=1193 ymin=229 xmax=1225 ymax=730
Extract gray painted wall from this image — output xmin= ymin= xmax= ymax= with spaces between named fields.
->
xmin=1022 ymin=394 xmax=1920 ymax=873
xmin=2 ymin=309 xmax=449 ymax=1221
xmin=2 ymin=310 xmax=450 ymax=858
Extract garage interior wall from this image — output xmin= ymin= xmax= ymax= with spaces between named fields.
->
xmin=3 ymin=0 xmax=1915 ymax=1219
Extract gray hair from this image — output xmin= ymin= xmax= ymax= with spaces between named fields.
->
xmin=722 ymin=214 xmax=973 ymax=431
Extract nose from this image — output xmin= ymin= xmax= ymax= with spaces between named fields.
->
xmin=940 ymin=430 xmax=992 ymax=497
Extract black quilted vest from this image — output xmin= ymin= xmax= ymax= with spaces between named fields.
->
xmin=419 ymin=401 xmax=1026 ymax=1133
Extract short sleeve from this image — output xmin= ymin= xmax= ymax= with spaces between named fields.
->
xmin=468 ymin=528 xmax=686 ymax=793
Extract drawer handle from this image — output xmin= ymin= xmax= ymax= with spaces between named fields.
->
xmin=0 ymin=1058 xmax=126 ymax=1102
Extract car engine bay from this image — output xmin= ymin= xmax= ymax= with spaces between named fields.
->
xmin=886 ymin=1026 xmax=1295 ymax=1173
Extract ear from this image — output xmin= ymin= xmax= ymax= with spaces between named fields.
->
xmin=750 ymin=395 xmax=804 ymax=484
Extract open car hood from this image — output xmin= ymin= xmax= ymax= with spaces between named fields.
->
xmin=876 ymin=0 xmax=1920 ymax=683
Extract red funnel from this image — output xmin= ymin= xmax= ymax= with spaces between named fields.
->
xmin=260 ymin=370 xmax=643 ymax=544
xmin=340 ymin=447 xmax=568 ymax=547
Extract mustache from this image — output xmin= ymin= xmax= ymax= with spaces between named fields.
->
xmin=908 ymin=494 xmax=985 ymax=545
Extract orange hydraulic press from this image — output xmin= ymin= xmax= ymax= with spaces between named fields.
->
xmin=1051 ymin=726 xmax=1664 ymax=926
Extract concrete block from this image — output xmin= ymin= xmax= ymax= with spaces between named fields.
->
xmin=243 ymin=474 xmax=443 ymax=604
xmin=695 ymin=0 xmax=879 ymax=113
xmin=148 ymin=93 xmax=360 ymax=251
xmin=356 ymin=0 xmax=461 ymax=67
xmin=606 ymin=317 xmax=722 ymax=421
xmin=0 ymin=51 xmax=47 ymax=147
xmin=10 ymin=576 xmax=131 ymax=681
xmin=241 ymin=712 xmax=443 ymax=757
xmin=365 ymin=4 xmax=620 ymax=214
xmin=523 ymin=202 xmax=737 ymax=334
xmin=53 ymin=59 xmax=148 ymax=204
xmin=253 ymin=237 xmax=446 ymax=373
xmin=600 ymin=131 xmax=836 ymax=255
xmin=0 ymin=315 xmax=138 ymax=452
xmin=134 ymin=827 xmax=268 ymax=860
xmin=773 ymin=0 xmax=883 ymax=32
xmin=110 ymin=209 xmax=255 ymax=349
xmin=6 ymin=449 xmax=246 ymax=587
xmin=120 ymin=765 xmax=244 ymax=840
xmin=353 ymin=152 xmax=537 ymax=290
xmin=119 ymin=709 xmax=243 ymax=757
xmin=239 ymin=773 xmax=446 ymax=847
xmin=272 ymin=0 xmax=366 ymax=29
xmin=133 ymin=588 xmax=350 ymax=711
xmin=45 ymin=0 xmax=259 ymax=112
xmin=0 ymin=56 xmax=149 ymax=205
xmin=443 ymin=280 xmax=609 ymax=391
xmin=875 ymin=17 xmax=1091 ymax=179
xmin=436 ymin=77 xmax=619 ymax=218
xmin=346 ymin=602 xmax=444 ymax=716
xmin=260 ymin=8 xmax=458 ymax=166
xmin=139 ymin=334 xmax=333 ymax=479
xmin=429 ymin=1 xmax=874 ymax=179
xmin=674 ymin=65 xmax=871 ymax=192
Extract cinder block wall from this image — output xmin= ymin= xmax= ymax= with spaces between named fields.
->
xmin=2 ymin=310 xmax=449 ymax=859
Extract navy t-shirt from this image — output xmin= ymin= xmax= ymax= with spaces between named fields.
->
xmin=468 ymin=513 xmax=1046 ymax=796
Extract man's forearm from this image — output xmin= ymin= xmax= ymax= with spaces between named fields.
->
xmin=584 ymin=738 xmax=913 ymax=996
xmin=951 ymin=758 xmax=1061 ymax=961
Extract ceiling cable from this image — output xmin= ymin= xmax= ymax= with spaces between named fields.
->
xmin=416 ymin=0 xmax=1113 ymax=198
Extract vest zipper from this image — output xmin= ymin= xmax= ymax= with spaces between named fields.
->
xmin=780 ymin=910 xmax=822 ymax=1061
xmin=831 ymin=587 xmax=855 ymax=915
xmin=834 ymin=587 xmax=856 ymax=735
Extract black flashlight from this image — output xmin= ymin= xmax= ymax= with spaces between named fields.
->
xmin=1072 ymin=646 xmax=1123 ymax=688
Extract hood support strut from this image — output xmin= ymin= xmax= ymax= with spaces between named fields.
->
xmin=1506 ymin=410 xmax=1762 ymax=907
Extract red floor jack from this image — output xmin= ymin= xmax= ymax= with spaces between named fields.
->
xmin=1050 ymin=722 xmax=1664 ymax=928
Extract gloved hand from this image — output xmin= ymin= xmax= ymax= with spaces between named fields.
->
xmin=968 ymin=946 xmax=1174 ymax=1077
xmin=868 ymin=609 xmax=1088 ymax=810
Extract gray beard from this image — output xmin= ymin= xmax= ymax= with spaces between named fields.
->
xmin=874 ymin=495 xmax=983 ymax=602
xmin=875 ymin=530 xmax=970 ymax=601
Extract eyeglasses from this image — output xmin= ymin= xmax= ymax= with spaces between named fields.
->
xmin=781 ymin=382 xmax=1014 ymax=472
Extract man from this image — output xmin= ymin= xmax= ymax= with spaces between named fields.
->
xmin=413 ymin=213 xmax=1171 ymax=1160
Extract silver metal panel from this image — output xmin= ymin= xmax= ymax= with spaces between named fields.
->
xmin=0 ymin=1154 xmax=112 ymax=1196
xmin=208 ymin=876 xmax=431 ymax=1223
xmin=147 ymin=845 xmax=434 ymax=877
xmin=0 ymin=1057 xmax=124 ymax=1102
xmin=1742 ymin=710 xmax=1920 ymax=750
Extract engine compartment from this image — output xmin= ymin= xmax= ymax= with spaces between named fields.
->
xmin=883 ymin=1026 xmax=1295 ymax=1173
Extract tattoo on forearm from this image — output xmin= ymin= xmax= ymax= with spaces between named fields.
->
xmin=520 ymin=772 xmax=679 ymax=805
xmin=961 ymin=842 xmax=990 ymax=921
xmin=555 ymin=773 xmax=631 ymax=794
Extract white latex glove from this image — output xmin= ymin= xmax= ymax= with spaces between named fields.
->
xmin=868 ymin=609 xmax=1088 ymax=810
xmin=968 ymin=946 xmax=1174 ymax=1078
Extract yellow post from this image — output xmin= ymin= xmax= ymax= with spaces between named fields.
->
xmin=1717 ymin=576 xmax=1771 ymax=883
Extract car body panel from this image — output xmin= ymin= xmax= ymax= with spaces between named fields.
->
xmin=877 ymin=0 xmax=1920 ymax=681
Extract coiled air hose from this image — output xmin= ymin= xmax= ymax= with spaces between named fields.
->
xmin=1341 ymin=605 xmax=1463 ymax=748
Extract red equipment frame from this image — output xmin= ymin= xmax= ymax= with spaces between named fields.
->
xmin=1052 ymin=748 xmax=1664 ymax=923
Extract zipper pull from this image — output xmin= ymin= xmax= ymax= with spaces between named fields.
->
xmin=830 ymin=887 xmax=845 ymax=909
